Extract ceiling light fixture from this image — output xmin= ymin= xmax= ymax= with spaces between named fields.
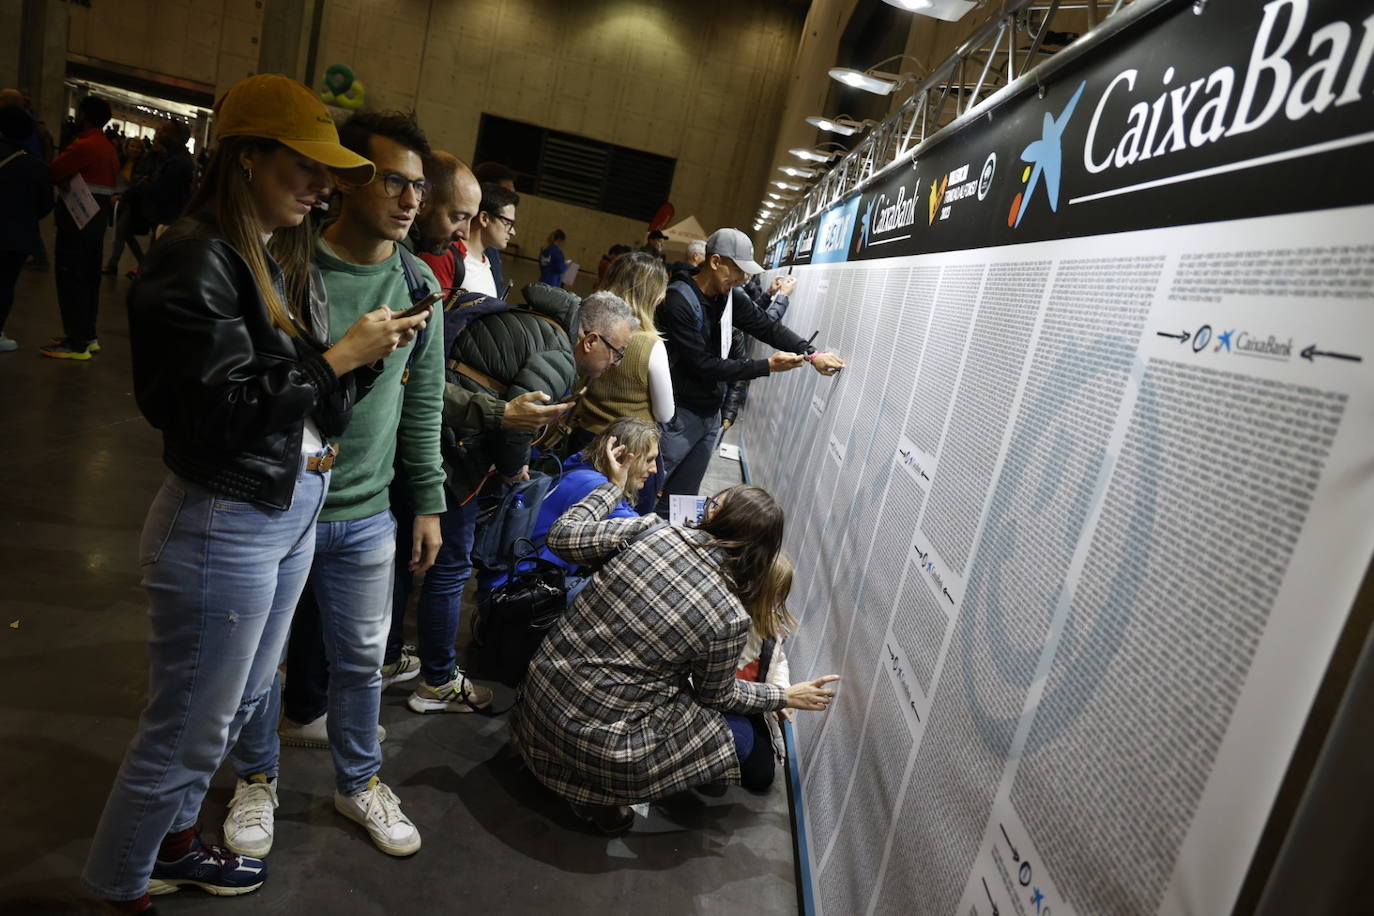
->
xmin=805 ymin=115 xmax=874 ymax=137
xmin=772 ymin=180 xmax=804 ymax=190
xmin=778 ymin=166 xmax=818 ymax=179
xmin=828 ymin=54 xmax=930 ymax=95
xmin=880 ymin=0 xmax=976 ymax=21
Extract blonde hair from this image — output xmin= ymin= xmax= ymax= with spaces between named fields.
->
xmin=752 ymin=553 xmax=797 ymax=641
xmin=601 ymin=250 xmax=667 ymax=335
xmin=585 ymin=417 xmax=660 ymax=505
xmin=185 ymin=137 xmax=313 ymax=336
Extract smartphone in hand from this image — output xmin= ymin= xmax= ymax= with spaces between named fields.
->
xmin=393 ymin=291 xmax=442 ymax=320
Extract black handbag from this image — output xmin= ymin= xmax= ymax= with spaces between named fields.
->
xmin=478 ymin=539 xmax=569 ymax=688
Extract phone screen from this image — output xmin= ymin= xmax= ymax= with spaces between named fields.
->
xmin=395 ymin=292 xmax=442 ymax=319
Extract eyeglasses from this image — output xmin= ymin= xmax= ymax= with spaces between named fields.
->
xmin=701 ymin=494 xmax=720 ymax=521
xmin=376 ymin=171 xmax=432 ymax=202
xmin=492 ymin=213 xmax=516 ymax=233
xmin=595 ymin=334 xmax=626 ymax=365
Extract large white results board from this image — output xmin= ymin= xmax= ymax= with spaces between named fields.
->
xmin=746 ymin=0 xmax=1374 ymax=913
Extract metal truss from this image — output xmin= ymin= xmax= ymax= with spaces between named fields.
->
xmin=767 ymin=0 xmax=1173 ymax=249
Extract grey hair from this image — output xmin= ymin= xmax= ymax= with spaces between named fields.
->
xmin=578 ymin=290 xmax=640 ymax=338
xmin=686 ymin=240 xmax=706 ymax=258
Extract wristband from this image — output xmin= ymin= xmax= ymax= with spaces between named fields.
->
xmin=806 ymin=351 xmax=828 ymax=363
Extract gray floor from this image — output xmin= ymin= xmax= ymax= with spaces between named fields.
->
xmin=0 ymin=238 xmax=797 ymax=914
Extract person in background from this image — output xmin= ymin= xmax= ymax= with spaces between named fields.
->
xmin=406 ymin=150 xmax=480 ymax=293
xmin=664 ymin=238 xmax=705 ymax=277
xmin=720 ymin=274 xmax=796 ymax=435
xmin=573 ymin=251 xmax=673 ymax=510
xmin=513 ymin=457 xmax=839 ymax=835
xmin=471 ymin=162 xmax=516 ymax=286
xmin=0 ymin=90 xmax=54 ymax=270
xmin=594 ymin=243 xmax=631 ymax=290
xmin=80 ymin=73 xmax=399 ymax=914
xmin=104 ymin=137 xmax=155 ymax=277
xmin=539 ymin=228 xmax=567 ymax=287
xmin=463 ymin=182 xmax=517 ymax=297
xmin=655 ymin=228 xmax=844 ymax=514
xmin=40 ymin=95 xmax=120 ymax=360
xmin=640 ymin=229 xmax=667 ymax=263
xmin=0 ymin=105 xmax=54 ymax=352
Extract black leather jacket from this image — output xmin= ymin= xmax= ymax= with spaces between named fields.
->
xmin=129 ymin=211 xmax=378 ymax=509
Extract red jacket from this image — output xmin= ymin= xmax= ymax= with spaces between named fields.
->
xmin=50 ymin=129 xmax=120 ymax=192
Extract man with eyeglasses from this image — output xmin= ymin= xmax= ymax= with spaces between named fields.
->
xmin=224 ymin=111 xmax=447 ymax=862
xmin=462 ymin=182 xmax=518 ymax=297
xmin=655 ymin=228 xmax=844 ymax=515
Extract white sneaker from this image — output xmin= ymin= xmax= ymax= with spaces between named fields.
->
xmin=380 ymin=646 xmax=421 ymax=688
xmin=407 ymin=667 xmax=494 ymax=714
xmin=223 ymin=774 xmax=278 ymax=857
xmin=0 ymin=334 xmax=17 ymax=353
xmin=334 ymin=776 xmax=421 ymax=856
xmin=278 ymin=713 xmax=386 ymax=748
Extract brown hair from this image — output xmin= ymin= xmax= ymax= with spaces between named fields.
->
xmin=697 ymin=485 xmax=787 ymax=623
xmin=185 ymin=136 xmax=313 ymax=336
xmin=585 ymin=417 xmax=660 ymax=505
xmin=601 ymin=250 xmax=667 ymax=335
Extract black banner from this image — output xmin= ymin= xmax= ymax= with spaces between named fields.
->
xmin=773 ymin=0 xmax=1374 ymax=267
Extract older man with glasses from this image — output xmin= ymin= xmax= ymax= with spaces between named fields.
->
xmin=224 ymin=111 xmax=447 ymax=861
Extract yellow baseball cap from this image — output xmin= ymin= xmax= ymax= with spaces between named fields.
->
xmin=214 ymin=74 xmax=375 ymax=183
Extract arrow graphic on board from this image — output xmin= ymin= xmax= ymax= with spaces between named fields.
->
xmin=1156 ymin=329 xmax=1190 ymax=343
xmin=982 ymin=876 xmax=1000 ymax=916
xmin=910 ymin=700 xmax=921 ymax=722
xmin=999 ymin=823 xmax=1020 ymax=862
xmin=943 ymin=587 xmax=954 ymax=605
xmin=1301 ymin=344 xmax=1363 ymax=363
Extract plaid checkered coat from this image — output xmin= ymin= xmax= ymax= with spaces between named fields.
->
xmin=511 ymin=483 xmax=788 ymax=805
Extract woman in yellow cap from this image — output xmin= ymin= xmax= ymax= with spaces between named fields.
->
xmin=81 ymin=74 xmax=433 ymax=913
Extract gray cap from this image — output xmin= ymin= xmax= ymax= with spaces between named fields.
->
xmin=706 ymin=228 xmax=763 ymax=276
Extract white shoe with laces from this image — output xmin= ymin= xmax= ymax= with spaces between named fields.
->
xmin=334 ymin=776 xmax=421 ymax=856
xmin=223 ymin=774 xmax=278 ymax=857
xmin=406 ymin=667 xmax=494 ymax=714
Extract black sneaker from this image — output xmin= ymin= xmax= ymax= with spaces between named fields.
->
xmin=147 ymin=836 xmax=266 ymax=897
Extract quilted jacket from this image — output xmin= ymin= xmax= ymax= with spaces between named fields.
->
xmin=443 ymin=282 xmax=581 ymax=496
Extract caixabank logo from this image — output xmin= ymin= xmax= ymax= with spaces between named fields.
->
xmin=1008 ymin=0 xmax=1374 ymax=231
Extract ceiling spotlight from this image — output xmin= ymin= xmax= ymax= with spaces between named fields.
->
xmin=828 ymin=67 xmax=903 ymax=95
xmin=880 ymin=0 xmax=975 ymax=21
xmin=772 ymin=180 xmax=804 ymax=190
xmin=805 ymin=115 xmax=872 ymax=136
xmin=779 ymin=166 xmax=818 ymax=179
xmin=789 ymin=147 xmax=839 ymax=163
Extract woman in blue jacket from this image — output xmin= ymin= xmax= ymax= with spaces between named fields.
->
xmin=538 ymin=228 xmax=567 ymax=287
xmin=479 ymin=417 xmax=660 ymax=601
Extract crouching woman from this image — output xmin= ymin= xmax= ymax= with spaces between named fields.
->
xmin=511 ymin=439 xmax=838 ymax=834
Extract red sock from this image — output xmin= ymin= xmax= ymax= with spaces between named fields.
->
xmin=158 ymin=825 xmax=197 ymax=862
xmin=107 ymin=893 xmax=151 ymax=914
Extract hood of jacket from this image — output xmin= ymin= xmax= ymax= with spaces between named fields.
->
xmin=522 ymin=281 xmax=581 ymax=336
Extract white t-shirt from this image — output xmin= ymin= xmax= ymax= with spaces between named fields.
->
xmin=463 ymin=251 xmax=498 ymax=297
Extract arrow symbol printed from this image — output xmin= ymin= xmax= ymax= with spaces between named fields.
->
xmin=943 ymin=587 xmax=954 ymax=604
xmin=999 ymin=823 xmax=1020 ymax=862
xmin=1156 ymin=329 xmax=1190 ymax=343
xmin=1301 ymin=344 xmax=1362 ymax=363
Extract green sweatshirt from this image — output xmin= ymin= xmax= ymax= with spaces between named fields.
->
xmin=315 ymin=236 xmax=447 ymax=522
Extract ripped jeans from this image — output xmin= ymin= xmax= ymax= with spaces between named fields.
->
xmin=82 ymin=469 xmax=327 ymax=900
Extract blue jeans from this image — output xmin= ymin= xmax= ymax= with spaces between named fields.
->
xmin=390 ymin=484 xmax=479 ymax=686
xmin=656 ymin=407 xmax=721 ymax=514
xmin=232 ymin=509 xmax=396 ymax=796
xmin=82 ymin=470 xmax=327 ymax=900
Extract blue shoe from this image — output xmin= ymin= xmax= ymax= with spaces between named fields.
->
xmin=147 ymin=836 xmax=266 ymax=896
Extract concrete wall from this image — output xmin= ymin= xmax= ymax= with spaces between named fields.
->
xmin=312 ymin=0 xmax=805 ymax=276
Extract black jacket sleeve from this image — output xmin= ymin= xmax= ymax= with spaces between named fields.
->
xmin=656 ymin=286 xmax=771 ymax=384
xmin=730 ymin=287 xmax=810 ymax=354
xmin=720 ymin=330 xmax=751 ymax=424
xmin=130 ymin=237 xmax=345 ymax=450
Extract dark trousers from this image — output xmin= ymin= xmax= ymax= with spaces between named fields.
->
xmin=655 ymin=406 xmax=721 ymax=515
xmin=388 ymin=470 xmax=480 ymax=685
xmin=106 ymin=204 xmax=146 ymax=271
xmin=0 ymin=250 xmax=27 ymax=333
xmin=724 ymin=713 xmax=777 ymax=791
xmin=282 ymin=584 xmax=330 ymax=723
xmin=53 ymin=194 xmax=112 ymax=348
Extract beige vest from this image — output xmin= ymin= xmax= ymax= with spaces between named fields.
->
xmin=575 ymin=330 xmax=658 ymax=434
